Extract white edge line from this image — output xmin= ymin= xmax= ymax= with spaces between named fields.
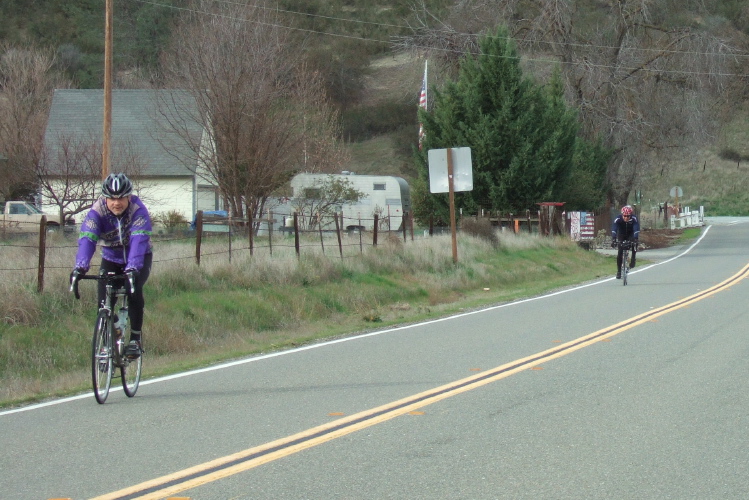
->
xmin=0 ymin=225 xmax=712 ymax=417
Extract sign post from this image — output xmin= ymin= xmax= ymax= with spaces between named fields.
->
xmin=446 ymin=149 xmax=457 ymax=263
xmin=428 ymin=147 xmax=473 ymax=264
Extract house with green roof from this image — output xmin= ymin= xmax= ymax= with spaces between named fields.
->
xmin=41 ymin=89 xmax=221 ymax=222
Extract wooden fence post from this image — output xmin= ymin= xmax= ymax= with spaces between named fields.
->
xmin=268 ymin=211 xmax=274 ymax=257
xmin=358 ymin=216 xmax=363 ymax=253
xmin=37 ymin=216 xmax=47 ymax=293
xmin=247 ymin=210 xmax=253 ymax=257
xmin=293 ymin=212 xmax=300 ymax=258
xmin=228 ymin=214 xmax=232 ymax=263
xmin=318 ymin=212 xmax=325 ymax=253
xmin=373 ymin=214 xmax=379 ymax=246
xmin=195 ymin=210 xmax=203 ymax=266
xmin=335 ymin=213 xmax=343 ymax=258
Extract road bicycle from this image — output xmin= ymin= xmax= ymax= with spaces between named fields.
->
xmin=70 ymin=271 xmax=142 ymax=404
xmin=619 ymin=240 xmax=635 ymax=286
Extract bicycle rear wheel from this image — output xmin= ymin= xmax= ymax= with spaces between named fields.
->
xmin=121 ymin=342 xmax=142 ymax=397
xmin=92 ymin=310 xmax=113 ymax=404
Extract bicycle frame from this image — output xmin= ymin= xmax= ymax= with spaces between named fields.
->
xmin=619 ymin=240 xmax=634 ymax=286
xmin=71 ymin=271 xmax=140 ymax=403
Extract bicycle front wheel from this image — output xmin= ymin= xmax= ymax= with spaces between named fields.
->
xmin=121 ymin=346 xmax=142 ymax=397
xmin=91 ymin=310 xmax=113 ymax=404
xmin=622 ymin=249 xmax=629 ymax=286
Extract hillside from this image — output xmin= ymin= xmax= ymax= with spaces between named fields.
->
xmin=3 ymin=1 xmax=748 ymax=215
xmin=349 ymin=52 xmax=749 ymax=217
xmin=346 ymin=53 xmax=422 ymax=180
xmin=632 ymin=101 xmax=749 ymax=217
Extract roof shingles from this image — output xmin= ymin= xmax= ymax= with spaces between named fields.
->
xmin=44 ymin=89 xmax=203 ymax=177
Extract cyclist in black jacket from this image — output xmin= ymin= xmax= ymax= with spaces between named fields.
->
xmin=611 ymin=205 xmax=640 ymax=279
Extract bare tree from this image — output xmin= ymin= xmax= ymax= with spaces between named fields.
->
xmin=395 ymin=0 xmax=740 ymax=207
xmin=159 ymin=0 xmax=348 ymax=223
xmin=0 ymin=44 xmax=70 ymax=201
xmin=37 ymin=132 xmax=148 ymax=222
xmin=37 ymin=132 xmax=101 ymax=222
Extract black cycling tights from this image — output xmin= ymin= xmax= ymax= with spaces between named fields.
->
xmin=97 ymin=253 xmax=152 ymax=331
xmin=616 ymin=245 xmax=637 ymax=270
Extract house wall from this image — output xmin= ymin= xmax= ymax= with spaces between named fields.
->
xmin=138 ymin=177 xmax=195 ymax=220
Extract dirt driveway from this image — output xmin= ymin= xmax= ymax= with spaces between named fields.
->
xmin=637 ymin=228 xmax=686 ymax=250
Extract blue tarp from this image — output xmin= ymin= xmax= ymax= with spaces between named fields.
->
xmin=190 ymin=210 xmax=228 ymax=230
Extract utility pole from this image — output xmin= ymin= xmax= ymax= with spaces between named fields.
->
xmin=102 ymin=0 xmax=113 ymax=180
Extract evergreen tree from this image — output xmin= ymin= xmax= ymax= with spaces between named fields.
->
xmin=413 ymin=27 xmax=608 ymax=224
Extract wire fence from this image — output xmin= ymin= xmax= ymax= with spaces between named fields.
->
xmin=0 ymin=208 xmax=600 ymax=293
xmin=0 ymin=211 xmax=422 ymax=293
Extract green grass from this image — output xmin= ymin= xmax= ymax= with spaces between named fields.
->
xmin=677 ymin=227 xmax=702 ymax=243
xmin=0 ymin=232 xmax=615 ymax=408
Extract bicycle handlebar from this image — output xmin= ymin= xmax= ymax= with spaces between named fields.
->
xmin=70 ymin=271 xmax=136 ymax=300
xmin=618 ymin=240 xmax=637 ymax=250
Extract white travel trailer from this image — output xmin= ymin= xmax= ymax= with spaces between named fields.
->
xmin=290 ymin=172 xmax=411 ymax=231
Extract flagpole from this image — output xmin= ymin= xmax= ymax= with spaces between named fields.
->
xmin=424 ymin=59 xmax=427 ymax=109
xmin=418 ymin=59 xmax=428 ymax=150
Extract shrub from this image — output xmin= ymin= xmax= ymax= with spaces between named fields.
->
xmin=152 ymin=210 xmax=189 ymax=232
xmin=460 ymin=217 xmax=499 ymax=248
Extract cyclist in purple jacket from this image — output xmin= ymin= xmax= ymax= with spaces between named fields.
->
xmin=72 ymin=173 xmax=153 ymax=358
xmin=611 ymin=205 xmax=639 ymax=279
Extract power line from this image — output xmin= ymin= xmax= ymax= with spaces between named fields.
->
xmin=132 ymin=0 xmax=749 ymax=77
xmin=133 ymin=0 xmax=391 ymax=43
xmin=201 ymin=0 xmax=408 ymax=30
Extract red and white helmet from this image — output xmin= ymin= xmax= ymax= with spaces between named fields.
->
xmin=621 ymin=206 xmax=633 ymax=216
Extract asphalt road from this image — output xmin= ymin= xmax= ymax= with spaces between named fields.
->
xmin=2 ymin=220 xmax=749 ymax=499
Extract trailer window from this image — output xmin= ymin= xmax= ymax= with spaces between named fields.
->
xmin=373 ymin=183 xmax=386 ymax=191
xmin=303 ymin=188 xmax=322 ymax=199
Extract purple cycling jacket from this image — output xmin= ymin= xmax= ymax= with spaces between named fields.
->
xmin=75 ymin=195 xmax=153 ymax=272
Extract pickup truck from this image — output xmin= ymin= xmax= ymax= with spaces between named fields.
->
xmin=0 ymin=201 xmax=71 ymax=233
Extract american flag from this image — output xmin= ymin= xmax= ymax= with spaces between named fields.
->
xmin=418 ymin=60 xmax=427 ymax=150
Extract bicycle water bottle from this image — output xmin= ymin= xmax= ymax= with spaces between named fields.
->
xmin=115 ymin=307 xmax=129 ymax=339
xmin=119 ymin=306 xmax=129 ymax=331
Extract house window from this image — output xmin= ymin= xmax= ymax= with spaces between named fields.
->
xmin=373 ymin=183 xmax=386 ymax=191
xmin=197 ymin=185 xmax=221 ymax=211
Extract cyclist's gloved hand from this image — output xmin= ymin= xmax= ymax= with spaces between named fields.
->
xmin=125 ymin=268 xmax=139 ymax=282
xmin=611 ymin=239 xmax=617 ymax=249
xmin=70 ymin=267 xmax=86 ymax=284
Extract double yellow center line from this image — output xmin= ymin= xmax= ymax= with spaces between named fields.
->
xmin=93 ymin=263 xmax=749 ymax=500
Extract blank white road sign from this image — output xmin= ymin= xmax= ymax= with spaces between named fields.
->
xmin=428 ymin=147 xmax=473 ymax=193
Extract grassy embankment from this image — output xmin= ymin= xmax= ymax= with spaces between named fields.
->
xmin=0 ymin=229 xmax=615 ymax=408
